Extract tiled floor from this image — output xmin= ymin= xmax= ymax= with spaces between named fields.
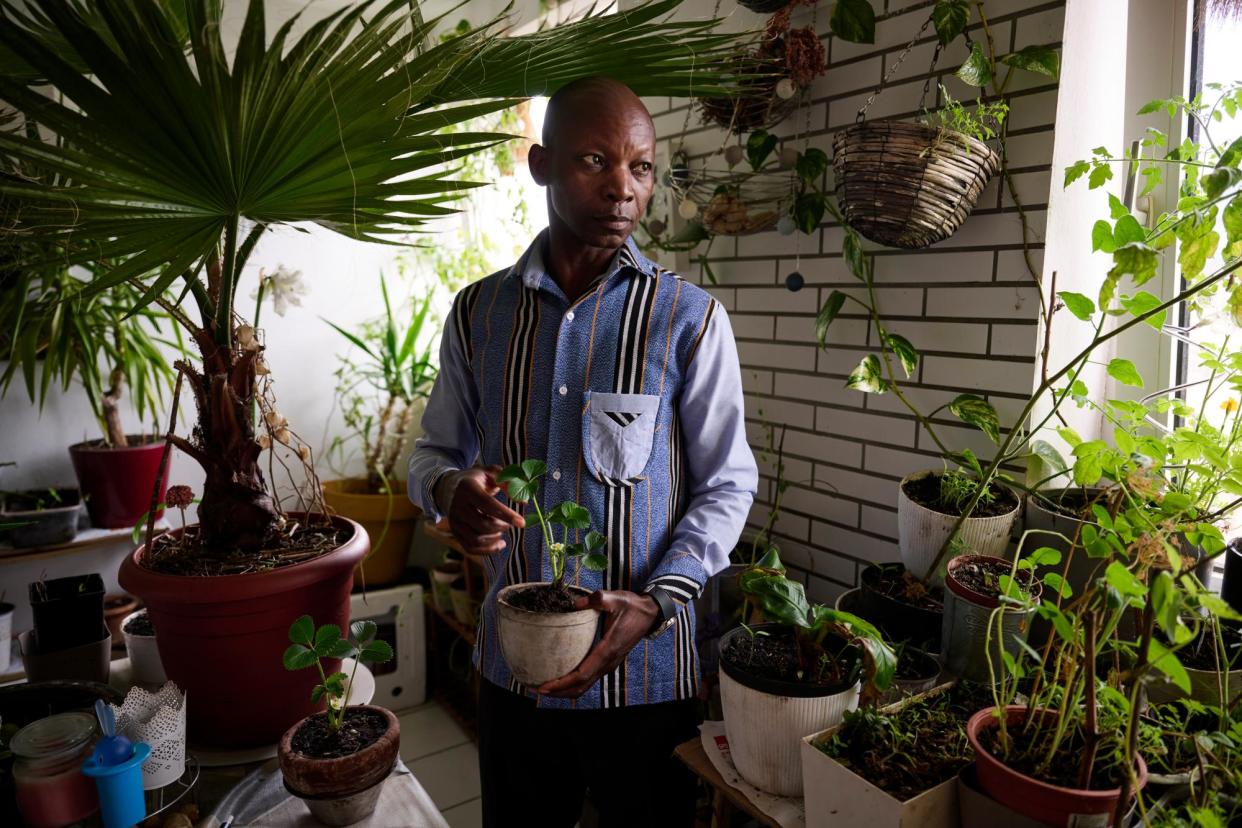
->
xmin=398 ymin=702 xmax=481 ymax=828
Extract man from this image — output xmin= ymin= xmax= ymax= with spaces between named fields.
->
xmin=409 ymin=76 xmax=757 ymax=827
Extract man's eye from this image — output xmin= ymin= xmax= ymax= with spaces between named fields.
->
xmin=634 ymin=162 xmax=653 ymax=175
xmin=585 ymin=154 xmax=604 ymax=166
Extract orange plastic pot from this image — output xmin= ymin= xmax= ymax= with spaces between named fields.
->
xmin=967 ymin=706 xmax=1147 ymax=827
xmin=322 ymin=479 xmax=420 ymax=588
xmin=118 ymin=514 xmax=367 ymax=747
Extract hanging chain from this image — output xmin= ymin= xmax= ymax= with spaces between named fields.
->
xmin=855 ymin=15 xmax=933 ymax=122
xmin=856 ymin=14 xmax=980 ymax=123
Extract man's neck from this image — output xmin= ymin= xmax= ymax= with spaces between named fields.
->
xmin=544 ymin=222 xmax=623 ymax=304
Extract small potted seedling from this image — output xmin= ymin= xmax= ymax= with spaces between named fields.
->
xmin=719 ymin=548 xmax=896 ymax=796
xmin=494 ymin=459 xmax=608 ymax=685
xmin=120 ymin=609 xmax=165 ymax=686
xmin=941 ymin=548 xmax=1043 ymax=683
xmin=278 ymin=615 xmax=397 ymax=826
xmin=897 ymin=454 xmax=1020 ymax=581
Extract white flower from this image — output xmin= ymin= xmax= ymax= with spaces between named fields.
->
xmin=252 ymin=265 xmax=307 ymax=317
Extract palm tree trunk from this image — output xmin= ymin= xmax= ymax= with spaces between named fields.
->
xmin=180 ymin=331 xmax=280 ymax=552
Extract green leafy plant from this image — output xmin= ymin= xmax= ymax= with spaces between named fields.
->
xmin=921 ymin=84 xmax=1009 ymax=147
xmin=324 ymin=273 xmax=437 ymax=495
xmin=496 ymin=459 xmax=608 ymax=590
xmin=0 ymin=0 xmax=752 ymax=555
xmin=736 ymin=547 xmax=896 ymax=703
xmin=282 ymin=615 xmax=394 ymax=732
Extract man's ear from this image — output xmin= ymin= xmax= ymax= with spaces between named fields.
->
xmin=528 ymin=143 xmax=550 ymax=186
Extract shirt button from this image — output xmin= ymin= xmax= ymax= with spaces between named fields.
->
xmin=552 ymin=469 xmax=562 ymax=481
xmin=558 ymin=385 xmax=568 ymax=396
xmin=566 ymin=310 xmax=575 ymax=322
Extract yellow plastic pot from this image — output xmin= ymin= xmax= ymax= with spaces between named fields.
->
xmin=322 ymin=478 xmax=420 ymax=588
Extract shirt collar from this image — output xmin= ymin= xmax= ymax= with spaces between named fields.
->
xmin=506 ymin=229 xmax=655 ymax=291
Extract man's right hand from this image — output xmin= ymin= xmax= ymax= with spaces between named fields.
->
xmin=437 ymin=466 xmax=526 ymax=556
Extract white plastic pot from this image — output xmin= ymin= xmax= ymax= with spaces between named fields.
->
xmin=898 ymin=470 xmax=1020 ymax=582
xmin=496 ymin=583 xmax=598 ymax=686
xmin=718 ymin=625 xmax=860 ymax=797
xmin=801 ymin=684 xmax=960 ymax=828
xmin=0 ymin=602 xmax=13 ymax=673
xmin=121 ymin=610 xmax=166 ymax=686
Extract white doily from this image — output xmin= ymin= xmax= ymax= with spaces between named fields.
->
xmin=113 ymin=682 xmax=187 ymax=790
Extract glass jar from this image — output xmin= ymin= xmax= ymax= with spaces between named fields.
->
xmin=11 ymin=712 xmax=101 ymax=828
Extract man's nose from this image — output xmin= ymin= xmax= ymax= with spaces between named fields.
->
xmin=604 ymin=166 xmax=634 ymax=204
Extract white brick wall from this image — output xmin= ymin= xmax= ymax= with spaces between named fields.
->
xmin=649 ymin=0 xmax=1063 ymax=587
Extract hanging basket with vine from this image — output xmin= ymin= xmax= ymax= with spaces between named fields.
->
xmin=832 ymin=18 xmax=1001 ymax=250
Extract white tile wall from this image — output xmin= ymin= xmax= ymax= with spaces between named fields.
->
xmin=652 ymin=0 xmax=1064 ymax=586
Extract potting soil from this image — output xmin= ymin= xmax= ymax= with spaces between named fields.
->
xmin=291 ymin=708 xmax=388 ymax=759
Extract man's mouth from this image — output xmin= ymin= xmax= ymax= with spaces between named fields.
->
xmin=595 ymin=215 xmax=632 ymax=229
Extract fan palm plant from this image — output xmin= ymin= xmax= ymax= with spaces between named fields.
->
xmin=0 ymin=0 xmax=754 ymax=555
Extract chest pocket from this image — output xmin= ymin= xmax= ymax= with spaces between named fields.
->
xmin=583 ymin=391 xmax=660 ymax=483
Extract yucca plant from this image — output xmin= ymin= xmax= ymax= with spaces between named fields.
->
xmin=324 ymin=273 xmax=437 ymax=494
xmin=0 ymin=260 xmax=184 ymax=447
xmin=0 ymin=0 xmax=753 ymax=556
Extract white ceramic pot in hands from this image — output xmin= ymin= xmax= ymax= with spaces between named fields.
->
xmin=121 ymin=610 xmax=166 ymax=686
xmin=898 ymin=470 xmax=1020 ymax=582
xmin=496 ymin=583 xmax=599 ymax=686
xmin=718 ymin=625 xmax=861 ymax=797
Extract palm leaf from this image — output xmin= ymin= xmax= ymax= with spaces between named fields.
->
xmin=1 ymin=0 xmax=751 ymax=318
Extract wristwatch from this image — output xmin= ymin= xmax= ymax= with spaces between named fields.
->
xmin=645 ymin=586 xmax=679 ymax=639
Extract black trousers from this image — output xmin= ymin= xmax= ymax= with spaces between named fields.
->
xmin=477 ymin=676 xmax=700 ymax=828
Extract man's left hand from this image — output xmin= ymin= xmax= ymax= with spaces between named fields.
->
xmin=536 ymin=590 xmax=660 ymax=698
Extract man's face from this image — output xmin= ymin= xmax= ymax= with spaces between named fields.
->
xmin=530 ymin=101 xmax=657 ymax=250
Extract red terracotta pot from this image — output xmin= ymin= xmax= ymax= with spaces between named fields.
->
xmin=278 ymin=706 xmax=400 ymax=798
xmin=118 ymin=515 xmax=368 ymax=747
xmin=967 ymin=706 xmax=1147 ymax=827
xmin=69 ymin=438 xmax=168 ymax=529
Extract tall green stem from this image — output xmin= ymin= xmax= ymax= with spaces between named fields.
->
xmin=922 ymin=255 xmax=1242 ymax=583
xmin=216 ymin=217 xmax=239 ymax=346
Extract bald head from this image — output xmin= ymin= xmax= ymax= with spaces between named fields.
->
xmin=542 ymin=76 xmax=654 ymax=147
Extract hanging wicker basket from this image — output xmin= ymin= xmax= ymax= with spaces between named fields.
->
xmin=671 ymin=169 xmax=792 ymax=236
xmin=831 ymin=120 xmax=1000 ymax=250
xmin=738 ymin=0 xmax=794 ymax=13
xmin=696 ymin=43 xmax=798 ymax=134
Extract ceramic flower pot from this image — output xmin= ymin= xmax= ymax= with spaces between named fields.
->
xmin=103 ymin=594 xmax=139 ymax=650
xmin=496 ymin=583 xmax=598 ymax=685
xmin=942 ymin=555 xmax=1039 ymax=683
xmin=322 ymin=478 xmax=421 ymax=588
xmin=718 ymin=624 xmax=861 ymax=797
xmin=119 ymin=514 xmax=367 ymax=747
xmin=278 ymin=705 xmax=399 ymax=826
xmin=68 ymin=438 xmax=168 ymax=529
xmin=967 ymin=706 xmax=1147 ymax=827
xmin=897 ymin=471 xmax=1020 ymax=582
xmin=120 ymin=610 xmax=166 ymax=687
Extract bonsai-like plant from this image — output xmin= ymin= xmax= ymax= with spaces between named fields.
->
xmin=496 ymin=459 xmax=608 ymax=591
xmin=324 ymin=273 xmax=437 ymax=495
xmin=736 ymin=547 xmax=896 ymax=702
xmin=0 ymin=0 xmax=754 ymax=558
xmin=282 ymin=615 xmax=394 ymax=731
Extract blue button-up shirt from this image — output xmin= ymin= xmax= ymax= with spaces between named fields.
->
xmin=409 ymin=231 xmax=757 ymax=708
